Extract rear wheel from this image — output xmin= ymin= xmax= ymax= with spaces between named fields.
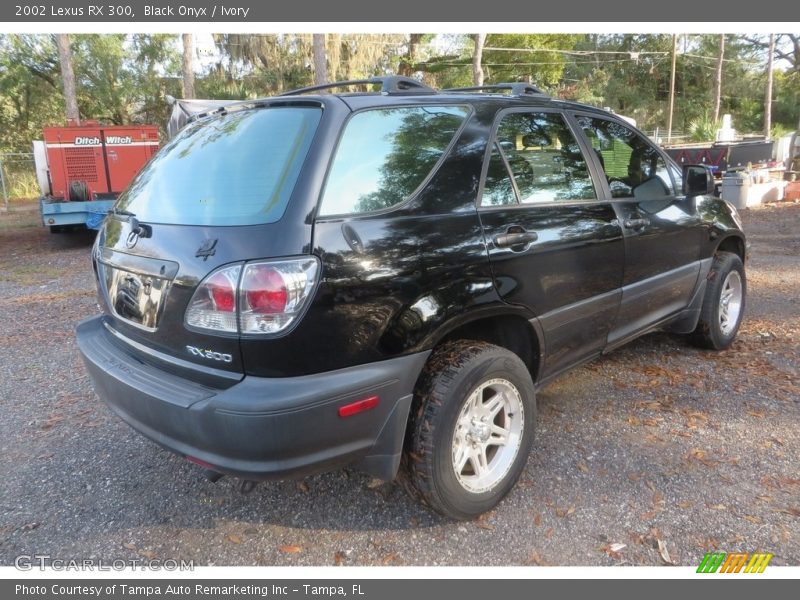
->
xmin=408 ymin=340 xmax=536 ymax=520
xmin=690 ymin=251 xmax=746 ymax=349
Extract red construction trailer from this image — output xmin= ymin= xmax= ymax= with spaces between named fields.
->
xmin=39 ymin=120 xmax=159 ymax=232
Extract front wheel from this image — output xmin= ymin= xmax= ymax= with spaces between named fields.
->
xmin=408 ymin=340 xmax=536 ymax=520
xmin=690 ymin=251 xmax=746 ymax=350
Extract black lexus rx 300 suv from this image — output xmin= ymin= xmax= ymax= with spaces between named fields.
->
xmin=77 ymin=77 xmax=747 ymax=519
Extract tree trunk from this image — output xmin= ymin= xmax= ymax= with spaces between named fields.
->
xmin=56 ymin=34 xmax=80 ymax=124
xmin=667 ymin=34 xmax=678 ymax=143
xmin=472 ymin=33 xmax=487 ymax=86
xmin=182 ymin=34 xmax=195 ymax=99
xmin=765 ymin=33 xmax=775 ymax=138
xmin=399 ymin=33 xmax=423 ymax=77
xmin=713 ymin=34 xmax=724 ymax=123
xmin=313 ymin=34 xmax=328 ymax=87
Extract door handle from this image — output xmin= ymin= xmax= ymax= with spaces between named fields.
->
xmin=623 ymin=218 xmax=650 ymax=230
xmin=493 ymin=230 xmax=538 ymax=248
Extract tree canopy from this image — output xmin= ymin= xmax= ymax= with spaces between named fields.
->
xmin=0 ymin=32 xmax=797 ymax=154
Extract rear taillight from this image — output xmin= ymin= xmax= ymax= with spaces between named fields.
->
xmin=185 ymin=258 xmax=319 ymax=336
xmin=185 ymin=265 xmax=241 ymax=333
xmin=240 ymin=259 xmax=319 ymax=335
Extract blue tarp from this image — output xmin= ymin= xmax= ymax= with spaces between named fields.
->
xmin=86 ymin=209 xmax=108 ymax=230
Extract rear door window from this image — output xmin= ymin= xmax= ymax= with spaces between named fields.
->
xmin=481 ymin=111 xmax=596 ymax=206
xmin=319 ymin=105 xmax=470 ymax=216
xmin=115 ymin=107 xmax=322 ymax=226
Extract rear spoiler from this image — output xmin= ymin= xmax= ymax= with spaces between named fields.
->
xmin=166 ymin=98 xmax=239 ymax=138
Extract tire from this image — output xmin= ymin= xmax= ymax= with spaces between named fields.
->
xmin=49 ymin=225 xmax=65 ymax=234
xmin=408 ymin=340 xmax=536 ymax=520
xmin=690 ymin=251 xmax=746 ymax=350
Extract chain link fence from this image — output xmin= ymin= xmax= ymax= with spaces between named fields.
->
xmin=0 ymin=152 xmax=38 ymax=211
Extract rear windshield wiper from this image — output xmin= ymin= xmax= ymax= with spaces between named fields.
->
xmin=108 ymin=207 xmax=136 ymax=219
xmin=108 ymin=208 xmax=151 ymax=238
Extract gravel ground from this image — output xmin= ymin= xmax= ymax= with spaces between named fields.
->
xmin=0 ymin=201 xmax=797 ymax=567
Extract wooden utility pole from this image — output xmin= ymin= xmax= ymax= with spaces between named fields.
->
xmin=313 ymin=34 xmax=328 ymax=87
xmin=182 ymin=34 xmax=195 ymax=99
xmin=667 ymin=34 xmax=677 ymax=143
xmin=473 ymin=33 xmax=487 ymax=86
xmin=56 ymin=34 xmax=80 ymax=124
xmin=713 ymin=34 xmax=725 ymax=123
xmin=765 ymin=33 xmax=775 ymax=138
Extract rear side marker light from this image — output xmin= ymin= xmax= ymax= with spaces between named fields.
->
xmin=338 ymin=396 xmax=380 ymax=418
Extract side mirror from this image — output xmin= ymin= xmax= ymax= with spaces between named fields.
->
xmin=683 ymin=164 xmax=714 ymax=197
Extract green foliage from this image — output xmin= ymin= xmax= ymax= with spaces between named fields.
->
xmin=71 ymin=34 xmax=182 ymax=128
xmin=0 ymin=33 xmax=181 ymax=151
xmin=482 ymin=34 xmax=580 ymax=89
xmin=414 ymin=34 xmax=579 ymax=91
xmin=689 ymin=115 xmax=719 ymax=142
xmin=772 ymin=69 xmax=800 ymax=131
xmin=0 ymin=35 xmax=63 ymax=152
xmin=561 ymin=33 xmax=798 ymax=137
xmin=0 ymin=32 xmax=798 ymax=157
xmin=211 ymin=34 xmax=407 ymax=96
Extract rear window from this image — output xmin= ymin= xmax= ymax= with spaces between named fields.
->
xmin=319 ymin=105 xmax=469 ymax=216
xmin=115 ymin=107 xmax=322 ymax=226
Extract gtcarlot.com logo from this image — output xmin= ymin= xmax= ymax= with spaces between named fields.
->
xmin=697 ymin=552 xmax=773 ymax=573
xmin=14 ymin=554 xmax=194 ymax=571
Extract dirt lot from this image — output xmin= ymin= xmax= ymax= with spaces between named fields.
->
xmin=0 ymin=200 xmax=797 ymax=567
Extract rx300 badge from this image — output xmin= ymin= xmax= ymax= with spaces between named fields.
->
xmin=186 ymin=345 xmax=233 ymax=363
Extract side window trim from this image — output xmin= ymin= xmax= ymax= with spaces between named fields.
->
xmin=563 ymin=110 xmax=613 ymax=200
xmin=494 ymin=142 xmax=522 ymax=204
xmin=477 ymin=106 xmax=607 ymax=210
xmin=316 ymin=103 xmax=474 ymax=220
xmin=569 ymin=110 xmax=678 ymax=202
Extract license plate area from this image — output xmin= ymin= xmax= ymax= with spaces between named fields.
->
xmin=102 ymin=265 xmax=170 ymax=331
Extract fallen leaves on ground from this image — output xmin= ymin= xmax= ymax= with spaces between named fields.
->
xmin=743 ymin=515 xmax=763 ymax=524
xmin=602 ymin=542 xmax=627 ymax=559
xmin=687 ymin=448 xmax=719 ymax=467
xmin=525 ymin=550 xmax=545 ymax=565
xmin=657 ymin=539 xmax=675 ymax=565
xmin=555 ymin=506 xmax=576 ymax=518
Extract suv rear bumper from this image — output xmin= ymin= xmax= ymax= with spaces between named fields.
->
xmin=76 ymin=316 xmax=429 ymax=481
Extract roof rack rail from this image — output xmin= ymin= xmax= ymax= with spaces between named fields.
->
xmin=280 ymin=76 xmax=437 ymax=97
xmin=444 ymin=83 xmax=546 ymax=97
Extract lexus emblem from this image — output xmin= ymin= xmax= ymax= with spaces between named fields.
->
xmin=125 ymin=230 xmax=139 ymax=249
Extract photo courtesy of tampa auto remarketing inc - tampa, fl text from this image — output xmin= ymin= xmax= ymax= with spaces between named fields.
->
xmin=0 ymin=0 xmax=798 ymax=596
